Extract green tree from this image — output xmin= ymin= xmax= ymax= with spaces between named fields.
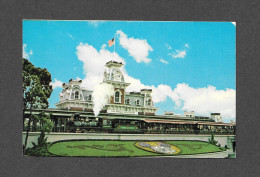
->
xmin=25 ymin=112 xmax=54 ymax=156
xmin=33 ymin=112 xmax=54 ymax=146
xmin=208 ymin=132 xmax=218 ymax=146
xmin=23 ymin=58 xmax=53 ymax=154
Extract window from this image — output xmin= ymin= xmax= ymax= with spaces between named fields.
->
xmin=125 ymin=99 xmax=130 ymax=105
xmin=136 ymin=100 xmax=140 ymax=105
xmin=88 ymin=95 xmax=92 ymax=101
xmin=115 ymin=91 xmax=120 ymax=103
xmin=147 ymin=98 xmax=151 ymax=106
xmin=75 ymin=91 xmax=79 ymax=99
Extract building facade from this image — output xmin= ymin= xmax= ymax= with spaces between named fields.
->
xmin=56 ymin=61 xmax=158 ymax=115
xmin=23 ymin=61 xmax=235 ymax=135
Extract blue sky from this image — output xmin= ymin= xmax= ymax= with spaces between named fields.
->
xmin=23 ymin=20 xmax=236 ymax=122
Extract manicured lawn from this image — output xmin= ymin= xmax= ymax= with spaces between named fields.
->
xmin=48 ymin=140 xmax=224 ymax=157
xmin=165 ymin=141 xmax=224 ymax=155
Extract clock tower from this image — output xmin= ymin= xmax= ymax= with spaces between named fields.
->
xmin=103 ymin=61 xmax=130 ymax=104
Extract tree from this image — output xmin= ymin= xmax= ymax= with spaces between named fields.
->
xmin=208 ymin=132 xmax=218 ymax=146
xmin=25 ymin=111 xmax=54 ymax=156
xmin=23 ymin=58 xmax=53 ymax=154
xmin=33 ymin=112 xmax=53 ymax=146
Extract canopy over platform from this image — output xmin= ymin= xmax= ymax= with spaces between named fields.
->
xmin=144 ymin=119 xmax=196 ymax=124
xmin=144 ymin=119 xmax=235 ymax=126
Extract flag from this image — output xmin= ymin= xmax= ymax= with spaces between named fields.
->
xmin=108 ymin=38 xmax=115 ymax=47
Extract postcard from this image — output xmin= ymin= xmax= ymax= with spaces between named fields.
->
xmin=22 ymin=20 xmax=236 ymax=158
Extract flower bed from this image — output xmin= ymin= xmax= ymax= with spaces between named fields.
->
xmin=47 ymin=140 xmax=225 ymax=157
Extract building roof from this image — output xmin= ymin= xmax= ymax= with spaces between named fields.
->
xmin=129 ymin=92 xmax=141 ymax=95
xmin=24 ymin=108 xmax=217 ymax=123
xmin=144 ymin=119 xmax=196 ymax=124
xmin=105 ymin=60 xmax=123 ymax=65
xmin=144 ymin=119 xmax=235 ymax=126
xmin=197 ymin=122 xmax=235 ymax=126
xmin=211 ymin=113 xmax=221 ymax=115
xmin=140 ymin=89 xmax=152 ymax=92
xmin=105 ymin=60 xmax=124 ymax=68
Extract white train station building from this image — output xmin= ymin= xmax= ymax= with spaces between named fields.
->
xmin=56 ymin=61 xmax=158 ymax=116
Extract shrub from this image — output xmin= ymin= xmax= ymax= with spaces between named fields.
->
xmin=26 ymin=146 xmax=49 ymax=157
xmin=81 ymin=129 xmax=87 ymax=133
xmin=208 ymin=132 xmax=218 ymax=146
xmin=25 ymin=131 xmax=53 ymax=156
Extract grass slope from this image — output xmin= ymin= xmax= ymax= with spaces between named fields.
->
xmin=48 ymin=140 xmax=224 ymax=157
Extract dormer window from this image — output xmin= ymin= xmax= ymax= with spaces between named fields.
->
xmin=75 ymin=91 xmax=79 ymax=99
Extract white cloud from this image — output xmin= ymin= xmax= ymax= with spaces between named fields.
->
xmin=124 ymin=76 xmax=172 ymax=104
xmin=51 ymin=79 xmax=63 ymax=89
xmin=76 ymin=42 xmax=147 ymax=91
xmin=151 ymin=84 xmax=175 ymax=103
xmin=124 ymin=75 xmax=146 ymax=92
xmin=124 ymin=74 xmax=235 ymax=121
xmin=23 ymin=44 xmax=33 ymax=59
xmin=169 ymin=50 xmax=186 ymax=58
xmin=123 ymin=72 xmax=235 ymax=120
xmin=160 ymin=58 xmax=168 ymax=64
xmin=168 ymin=44 xmax=189 ymax=59
xmin=75 ymin=42 xmax=235 ymax=121
xmin=231 ymin=22 xmax=236 ymax=26
xmin=117 ymin=30 xmax=153 ymax=63
xmin=169 ymin=83 xmax=236 ymax=120
xmin=123 ymin=74 xmax=236 ymax=121
xmin=142 ymin=83 xmax=235 ymax=121
xmin=101 ymin=44 xmax=107 ymax=50
xmin=76 ymin=42 xmax=125 ymax=90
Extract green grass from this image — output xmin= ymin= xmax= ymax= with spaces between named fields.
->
xmin=48 ymin=140 xmax=224 ymax=157
xmin=165 ymin=141 xmax=224 ymax=155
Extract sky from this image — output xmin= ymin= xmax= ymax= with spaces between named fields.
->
xmin=23 ymin=20 xmax=236 ymax=123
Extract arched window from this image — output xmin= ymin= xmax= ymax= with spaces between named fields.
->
xmin=147 ymin=98 xmax=151 ymax=106
xmin=115 ymin=91 xmax=120 ymax=103
xmin=75 ymin=91 xmax=79 ymax=99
